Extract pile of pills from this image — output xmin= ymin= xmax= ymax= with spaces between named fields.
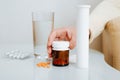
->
xmin=5 ymin=50 xmax=31 ymax=59
xmin=36 ymin=61 xmax=50 ymax=68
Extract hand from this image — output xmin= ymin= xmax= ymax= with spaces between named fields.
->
xmin=47 ymin=27 xmax=76 ymax=57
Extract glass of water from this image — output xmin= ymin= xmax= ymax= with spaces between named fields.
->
xmin=32 ymin=11 xmax=54 ymax=59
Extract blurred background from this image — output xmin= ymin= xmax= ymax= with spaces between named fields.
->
xmin=0 ymin=0 xmax=102 ymax=45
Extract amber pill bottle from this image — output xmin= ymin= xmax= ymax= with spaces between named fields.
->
xmin=52 ymin=41 xmax=69 ymax=66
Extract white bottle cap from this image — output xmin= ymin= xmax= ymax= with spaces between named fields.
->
xmin=52 ymin=41 xmax=70 ymax=50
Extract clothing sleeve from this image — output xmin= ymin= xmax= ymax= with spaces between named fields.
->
xmin=89 ymin=0 xmax=120 ymax=43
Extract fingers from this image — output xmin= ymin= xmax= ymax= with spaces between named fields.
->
xmin=47 ymin=31 xmax=57 ymax=47
xmin=47 ymin=28 xmax=67 ymax=57
xmin=66 ymin=28 xmax=76 ymax=49
xmin=69 ymin=36 xmax=76 ymax=49
xmin=47 ymin=27 xmax=76 ymax=57
xmin=47 ymin=45 xmax=52 ymax=57
xmin=47 ymin=31 xmax=57 ymax=57
xmin=66 ymin=28 xmax=72 ymax=41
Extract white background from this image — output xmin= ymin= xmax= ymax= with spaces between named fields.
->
xmin=0 ymin=0 xmax=102 ymax=45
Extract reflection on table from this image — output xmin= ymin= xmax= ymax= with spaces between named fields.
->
xmin=0 ymin=45 xmax=120 ymax=80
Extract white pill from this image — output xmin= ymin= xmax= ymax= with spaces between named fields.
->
xmin=20 ymin=54 xmax=25 ymax=59
xmin=11 ymin=50 xmax=15 ymax=53
xmin=6 ymin=52 xmax=10 ymax=55
xmin=16 ymin=55 xmax=20 ymax=59
xmin=13 ymin=55 xmax=17 ymax=58
xmin=12 ymin=52 xmax=18 ymax=57
xmin=9 ymin=53 xmax=13 ymax=57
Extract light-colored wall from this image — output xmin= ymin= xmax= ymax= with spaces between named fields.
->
xmin=0 ymin=0 xmax=103 ymax=45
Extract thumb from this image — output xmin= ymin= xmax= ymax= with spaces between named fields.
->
xmin=66 ymin=29 xmax=76 ymax=49
xmin=66 ymin=29 xmax=72 ymax=41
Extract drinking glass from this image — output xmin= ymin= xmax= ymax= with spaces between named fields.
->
xmin=32 ymin=11 xmax=54 ymax=59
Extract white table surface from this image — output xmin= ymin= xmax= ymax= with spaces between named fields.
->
xmin=0 ymin=44 xmax=120 ymax=80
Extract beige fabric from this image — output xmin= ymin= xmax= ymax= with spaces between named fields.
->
xmin=90 ymin=34 xmax=102 ymax=52
xmin=103 ymin=17 xmax=120 ymax=71
xmin=89 ymin=0 xmax=120 ymax=71
xmin=106 ymin=0 xmax=120 ymax=8
xmin=89 ymin=0 xmax=120 ymax=44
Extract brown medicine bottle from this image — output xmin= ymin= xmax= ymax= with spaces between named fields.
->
xmin=52 ymin=41 xmax=69 ymax=66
